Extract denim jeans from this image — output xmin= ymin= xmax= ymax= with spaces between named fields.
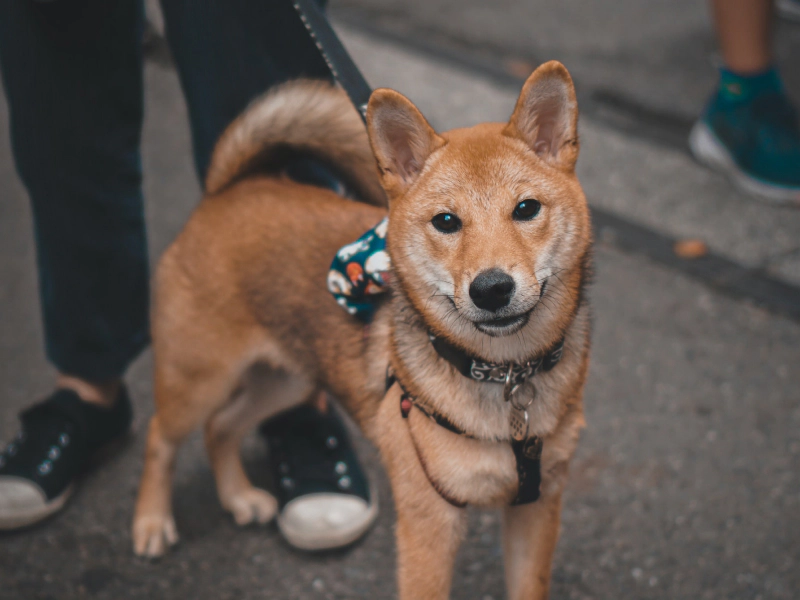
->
xmin=0 ymin=0 xmax=330 ymax=381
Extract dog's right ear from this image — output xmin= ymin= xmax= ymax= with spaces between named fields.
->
xmin=367 ymin=89 xmax=445 ymax=198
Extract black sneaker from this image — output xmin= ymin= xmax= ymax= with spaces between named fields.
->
xmin=0 ymin=387 xmax=132 ymax=530
xmin=260 ymin=403 xmax=378 ymax=550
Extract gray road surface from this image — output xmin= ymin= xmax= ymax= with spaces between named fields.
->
xmin=0 ymin=5 xmax=798 ymax=599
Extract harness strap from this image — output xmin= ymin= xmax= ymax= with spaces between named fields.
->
xmin=510 ymin=437 xmax=544 ymax=505
xmin=390 ymin=370 xmax=544 ymax=507
xmin=403 ymin=411 xmax=467 ymax=508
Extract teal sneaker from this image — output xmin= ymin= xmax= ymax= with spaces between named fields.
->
xmin=689 ymin=69 xmax=800 ymax=204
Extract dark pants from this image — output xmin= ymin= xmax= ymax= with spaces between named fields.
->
xmin=0 ymin=0 xmax=330 ymax=381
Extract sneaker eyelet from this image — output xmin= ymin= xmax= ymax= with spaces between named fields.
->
xmin=325 ymin=436 xmax=338 ymax=450
xmin=334 ymin=461 xmax=348 ymax=475
xmin=281 ymin=477 xmax=295 ymax=490
xmin=48 ymin=446 xmax=61 ymax=460
xmin=38 ymin=461 xmax=53 ymax=475
xmin=59 ymin=433 xmax=70 ymax=447
xmin=337 ymin=476 xmax=352 ymax=490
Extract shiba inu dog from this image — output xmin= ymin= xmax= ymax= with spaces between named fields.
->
xmin=132 ymin=61 xmax=592 ymax=599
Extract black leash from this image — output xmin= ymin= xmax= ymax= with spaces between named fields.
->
xmin=292 ymin=0 xmax=372 ymax=123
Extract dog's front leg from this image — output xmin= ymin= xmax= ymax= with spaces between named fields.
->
xmin=394 ymin=481 xmax=466 ymax=599
xmin=501 ymin=491 xmax=563 ymax=600
xmin=376 ymin=387 xmax=467 ymax=599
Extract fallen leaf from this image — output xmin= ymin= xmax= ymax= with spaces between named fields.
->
xmin=673 ymin=239 xmax=708 ymax=259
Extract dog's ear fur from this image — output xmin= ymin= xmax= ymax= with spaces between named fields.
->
xmin=367 ymin=89 xmax=446 ymax=198
xmin=505 ymin=61 xmax=579 ymax=170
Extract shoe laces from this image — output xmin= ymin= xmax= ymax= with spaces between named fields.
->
xmin=0 ymin=420 xmax=74 ymax=476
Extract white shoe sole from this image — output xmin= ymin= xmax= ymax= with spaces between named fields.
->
xmin=276 ymin=482 xmax=379 ymax=551
xmin=689 ymin=121 xmax=800 ymax=205
xmin=0 ymin=479 xmax=74 ymax=530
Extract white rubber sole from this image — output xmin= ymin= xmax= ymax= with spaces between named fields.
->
xmin=689 ymin=121 xmax=800 ymax=205
xmin=276 ymin=482 xmax=379 ymax=551
xmin=0 ymin=478 xmax=73 ymax=530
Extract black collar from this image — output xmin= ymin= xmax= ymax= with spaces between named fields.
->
xmin=429 ymin=334 xmax=565 ymax=388
xmin=385 ymin=333 xmax=566 ymax=440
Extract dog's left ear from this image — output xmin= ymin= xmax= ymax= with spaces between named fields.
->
xmin=505 ymin=61 xmax=579 ymax=170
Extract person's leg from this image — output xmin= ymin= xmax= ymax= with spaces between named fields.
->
xmin=712 ymin=0 xmax=773 ymax=74
xmin=159 ymin=0 xmax=332 ymax=180
xmin=0 ymin=0 xmax=145 ymax=529
xmin=160 ymin=0 xmax=377 ymax=550
xmin=0 ymin=0 xmax=149 ymax=388
xmin=689 ymin=0 xmax=800 ymax=202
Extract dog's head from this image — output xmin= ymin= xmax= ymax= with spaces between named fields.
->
xmin=366 ymin=61 xmax=592 ymax=360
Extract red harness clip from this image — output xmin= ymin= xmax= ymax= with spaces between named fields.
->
xmin=400 ymin=393 xmax=413 ymax=418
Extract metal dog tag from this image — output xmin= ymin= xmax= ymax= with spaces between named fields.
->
xmin=509 ymin=406 xmax=529 ymax=442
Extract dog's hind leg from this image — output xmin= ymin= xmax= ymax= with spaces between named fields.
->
xmin=132 ymin=360 xmax=245 ymax=557
xmin=132 ymin=331 xmax=263 ymax=557
xmin=501 ymin=491 xmax=564 ymax=600
xmin=132 ymin=411 xmax=183 ymax=558
xmin=204 ymin=365 xmax=315 ymax=526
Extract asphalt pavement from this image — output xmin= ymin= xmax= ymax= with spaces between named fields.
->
xmin=0 ymin=4 xmax=798 ymax=599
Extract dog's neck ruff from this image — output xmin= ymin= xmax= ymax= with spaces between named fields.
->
xmin=385 ymin=333 xmax=565 ymax=507
xmin=386 ymin=367 xmax=546 ymax=507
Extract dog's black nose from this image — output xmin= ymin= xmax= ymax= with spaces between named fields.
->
xmin=469 ymin=269 xmax=515 ymax=312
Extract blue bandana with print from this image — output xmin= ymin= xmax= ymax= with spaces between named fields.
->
xmin=328 ymin=217 xmax=392 ymax=321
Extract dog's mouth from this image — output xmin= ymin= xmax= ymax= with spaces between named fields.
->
xmin=471 ymin=280 xmax=548 ymax=336
xmin=474 ymin=310 xmax=531 ymax=336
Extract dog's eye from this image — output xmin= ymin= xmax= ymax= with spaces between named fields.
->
xmin=513 ymin=200 xmax=542 ymax=221
xmin=431 ymin=213 xmax=462 ymax=233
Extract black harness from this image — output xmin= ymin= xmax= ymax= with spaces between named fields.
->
xmin=386 ymin=336 xmax=565 ymax=507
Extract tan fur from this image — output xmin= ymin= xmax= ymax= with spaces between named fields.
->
xmin=205 ymin=79 xmax=387 ymax=206
xmin=133 ymin=65 xmax=592 ymax=600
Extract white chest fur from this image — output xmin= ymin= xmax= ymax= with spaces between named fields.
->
xmin=406 ymin=409 xmax=519 ymax=506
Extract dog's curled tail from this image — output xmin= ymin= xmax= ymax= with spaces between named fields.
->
xmin=204 ymin=80 xmax=386 ymax=207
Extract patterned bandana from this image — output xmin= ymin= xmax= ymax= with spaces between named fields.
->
xmin=328 ymin=217 xmax=391 ymax=321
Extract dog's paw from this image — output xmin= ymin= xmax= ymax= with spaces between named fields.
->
xmin=225 ymin=487 xmax=278 ymax=526
xmin=133 ymin=513 xmax=179 ymax=558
